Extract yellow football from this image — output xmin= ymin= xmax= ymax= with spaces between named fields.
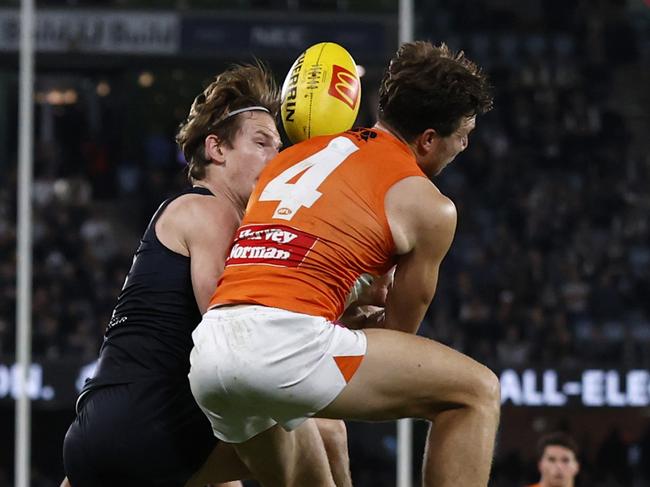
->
xmin=281 ymin=42 xmax=361 ymax=144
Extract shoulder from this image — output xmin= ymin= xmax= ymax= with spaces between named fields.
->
xmin=386 ymin=176 xmax=456 ymax=224
xmin=157 ymin=192 xmax=240 ymax=253
xmin=385 ymin=176 xmax=457 ymax=255
xmin=163 ymin=193 xmax=234 ymax=228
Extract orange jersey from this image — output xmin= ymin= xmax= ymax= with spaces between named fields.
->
xmin=210 ymin=128 xmax=426 ymax=321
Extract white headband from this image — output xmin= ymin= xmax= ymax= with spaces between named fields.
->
xmin=223 ymin=106 xmax=270 ymax=120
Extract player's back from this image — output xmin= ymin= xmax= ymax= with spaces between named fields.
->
xmin=65 ymin=187 xmax=218 ymax=487
xmin=85 ymin=187 xmax=209 ymax=390
xmin=211 ymin=128 xmax=426 ymax=321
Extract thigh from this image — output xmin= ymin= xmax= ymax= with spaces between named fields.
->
xmin=65 ymin=381 xmax=219 ymax=487
xmin=317 ymin=328 xmax=499 ymax=420
xmin=64 ymin=386 xmax=137 ymax=487
xmin=184 ymin=441 xmax=250 ymax=487
xmin=63 ymin=416 xmax=108 ymax=487
xmin=233 ymin=421 xmax=335 ymax=487
xmin=128 ymin=379 xmax=219 ymax=485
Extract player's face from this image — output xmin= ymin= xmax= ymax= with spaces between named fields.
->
xmin=428 ymin=115 xmax=476 ymax=176
xmin=226 ymin=111 xmax=282 ymax=199
xmin=538 ymin=445 xmax=579 ymax=487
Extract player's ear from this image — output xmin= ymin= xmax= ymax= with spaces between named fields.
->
xmin=417 ymin=128 xmax=438 ymax=154
xmin=204 ymin=134 xmax=226 ymax=165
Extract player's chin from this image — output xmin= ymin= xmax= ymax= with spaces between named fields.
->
xmin=432 ymin=161 xmax=451 ymax=177
xmin=440 ymin=156 xmax=458 ymax=172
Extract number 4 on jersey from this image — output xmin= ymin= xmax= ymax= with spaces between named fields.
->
xmin=259 ymin=136 xmax=359 ymax=221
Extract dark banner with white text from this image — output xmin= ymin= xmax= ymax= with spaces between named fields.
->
xmin=1 ymin=362 xmax=649 ymax=409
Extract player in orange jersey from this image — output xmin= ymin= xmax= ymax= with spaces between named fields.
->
xmin=189 ymin=41 xmax=499 ymax=487
xmin=527 ymin=432 xmax=580 ymax=487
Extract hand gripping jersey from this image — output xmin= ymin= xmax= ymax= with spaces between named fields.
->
xmin=210 ymin=128 xmax=426 ymax=321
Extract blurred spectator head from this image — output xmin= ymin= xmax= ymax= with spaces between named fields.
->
xmin=535 ymin=431 xmax=580 ymax=487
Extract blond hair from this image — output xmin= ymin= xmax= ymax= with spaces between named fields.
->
xmin=176 ymin=63 xmax=280 ymax=181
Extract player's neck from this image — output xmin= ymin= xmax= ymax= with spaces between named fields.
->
xmin=373 ymin=121 xmax=416 ymax=156
xmin=192 ymin=178 xmax=246 ymax=218
xmin=191 ymin=179 xmax=218 ymax=198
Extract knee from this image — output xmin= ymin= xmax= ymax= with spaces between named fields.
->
xmin=315 ymin=419 xmax=348 ymax=454
xmin=472 ymin=366 xmax=501 ymax=420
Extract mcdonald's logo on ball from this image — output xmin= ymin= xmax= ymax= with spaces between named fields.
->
xmin=328 ymin=64 xmax=360 ymax=110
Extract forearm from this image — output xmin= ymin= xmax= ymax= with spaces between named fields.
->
xmin=338 ymin=305 xmax=385 ymax=330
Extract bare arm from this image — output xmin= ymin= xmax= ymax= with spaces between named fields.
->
xmin=184 ymin=200 xmax=241 ymax=313
xmin=156 ymin=194 xmax=241 ymax=314
xmin=383 ymin=177 xmax=457 ymax=334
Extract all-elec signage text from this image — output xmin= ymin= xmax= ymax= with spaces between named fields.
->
xmin=500 ymin=368 xmax=650 ymax=407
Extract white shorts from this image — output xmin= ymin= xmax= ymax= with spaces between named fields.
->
xmin=189 ymin=305 xmax=367 ymax=443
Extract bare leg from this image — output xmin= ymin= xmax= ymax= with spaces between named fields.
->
xmin=185 ymin=441 xmax=250 ymax=487
xmin=421 ymin=406 xmax=497 ymax=484
xmin=60 ymin=478 xmax=72 ymax=487
xmin=234 ymin=421 xmax=336 ymax=487
xmin=315 ymin=419 xmax=352 ymax=487
xmin=318 ymin=329 xmax=500 ymax=487
xmin=188 ymin=418 xmax=349 ymax=486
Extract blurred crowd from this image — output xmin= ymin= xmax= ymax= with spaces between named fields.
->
xmin=0 ymin=174 xmax=131 ymax=361
xmin=419 ymin=0 xmax=650 ymax=371
xmin=0 ymin=0 xmax=649 ymax=485
xmin=2 ymin=0 xmax=647 ymax=369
